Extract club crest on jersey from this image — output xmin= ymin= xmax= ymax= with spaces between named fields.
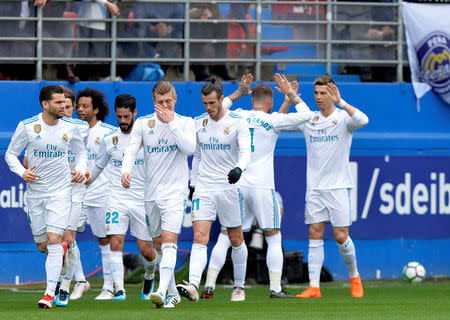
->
xmin=148 ymin=120 xmax=155 ymax=128
xmin=202 ymin=119 xmax=208 ymax=127
xmin=112 ymin=136 xmax=118 ymax=145
xmin=312 ymin=116 xmax=319 ymax=122
xmin=62 ymin=133 xmax=68 ymax=142
xmin=34 ymin=124 xmax=41 ymax=134
xmin=224 ymin=127 xmax=230 ymax=135
xmin=95 ymin=137 xmax=101 ymax=145
xmin=332 ymin=119 xmax=338 ymax=125
xmin=106 ymin=225 xmax=110 ymax=231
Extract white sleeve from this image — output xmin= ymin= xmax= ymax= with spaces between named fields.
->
xmin=122 ymin=120 xmax=143 ymax=174
xmin=190 ymin=134 xmax=201 ymax=187
xmin=168 ymin=117 xmax=196 ymax=156
xmin=222 ymin=97 xmax=233 ymax=110
xmin=5 ymin=121 xmax=28 ymax=178
xmin=270 ymin=102 xmax=314 ymax=132
xmin=236 ymin=118 xmax=252 ymax=170
xmin=95 ymin=0 xmax=107 ymax=5
xmin=345 ymin=109 xmax=369 ymax=132
xmin=70 ymin=126 xmax=88 ymax=174
xmin=92 ymin=138 xmax=109 ymax=181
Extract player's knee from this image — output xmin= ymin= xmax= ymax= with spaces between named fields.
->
xmin=109 ymin=237 xmax=124 ymax=251
xmin=36 ymin=242 xmax=47 ymax=253
xmin=98 ymin=237 xmax=110 ymax=246
xmin=193 ymin=232 xmax=209 ymax=246
xmin=333 ymin=230 xmax=348 ymax=244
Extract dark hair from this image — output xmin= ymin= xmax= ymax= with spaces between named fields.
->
xmin=39 ymin=85 xmax=64 ymax=105
xmin=76 ymin=88 xmax=109 ymax=122
xmin=115 ymin=94 xmax=136 ymax=112
xmin=252 ymin=83 xmax=273 ymax=104
xmin=314 ymin=76 xmax=335 ymax=86
xmin=201 ymin=76 xmax=223 ymax=98
xmin=59 ymin=85 xmax=76 ymax=106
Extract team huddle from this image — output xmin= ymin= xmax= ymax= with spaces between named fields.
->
xmin=5 ymin=73 xmax=368 ymax=309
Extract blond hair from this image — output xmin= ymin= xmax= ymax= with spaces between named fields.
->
xmin=152 ymin=81 xmax=176 ymax=100
xmin=314 ymin=76 xmax=335 ymax=86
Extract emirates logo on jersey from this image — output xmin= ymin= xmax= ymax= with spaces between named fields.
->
xmin=34 ymin=124 xmax=41 ymax=134
xmin=112 ymin=136 xmax=118 ymax=145
xmin=62 ymin=133 xmax=68 ymax=142
xmin=202 ymin=119 xmax=208 ymax=127
xmin=312 ymin=116 xmax=319 ymax=122
xmin=148 ymin=120 xmax=155 ymax=128
xmin=224 ymin=127 xmax=230 ymax=135
xmin=94 ymin=137 xmax=101 ymax=145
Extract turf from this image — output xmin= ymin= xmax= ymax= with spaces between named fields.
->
xmin=0 ymin=279 xmax=448 ymax=320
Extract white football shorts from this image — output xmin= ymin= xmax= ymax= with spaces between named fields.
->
xmin=191 ymin=188 xmax=244 ymax=228
xmin=242 ymin=187 xmax=281 ymax=232
xmin=145 ymin=198 xmax=186 ymax=238
xmin=304 ymin=188 xmax=352 ymax=227
xmin=81 ymin=204 xmax=107 ymax=238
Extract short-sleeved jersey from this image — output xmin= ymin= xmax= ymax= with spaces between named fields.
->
xmin=222 ymin=97 xmax=313 ymax=189
xmin=5 ymin=113 xmax=88 ymax=198
xmin=122 ymin=113 xmax=196 ymax=201
xmin=95 ymin=129 xmax=145 ymax=202
xmin=191 ymin=110 xmax=252 ymax=192
xmin=299 ymin=108 xmax=369 ymax=190
xmin=83 ymin=120 xmax=116 ymax=207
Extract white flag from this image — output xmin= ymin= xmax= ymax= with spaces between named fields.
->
xmin=402 ymin=2 xmax=450 ymax=104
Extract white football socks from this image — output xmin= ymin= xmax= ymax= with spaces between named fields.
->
xmin=189 ymin=243 xmax=207 ymax=288
xmin=45 ymin=243 xmax=63 ymax=297
xmin=266 ymin=233 xmax=283 ymax=292
xmin=231 ymin=241 xmax=248 ymax=288
xmin=157 ymin=243 xmax=178 ymax=297
xmin=110 ymin=251 xmax=124 ymax=292
xmin=308 ymin=239 xmax=324 ymax=288
xmin=60 ymin=243 xmax=77 ymax=292
xmin=143 ymin=256 xmax=157 ymax=281
xmin=205 ymin=233 xmax=230 ymax=289
xmin=337 ymin=237 xmax=359 ymax=279
xmin=73 ymin=242 xmax=86 ymax=282
xmin=100 ymin=244 xmax=113 ymax=291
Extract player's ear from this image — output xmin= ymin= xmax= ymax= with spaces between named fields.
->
xmin=94 ymin=107 xmax=99 ymax=115
xmin=41 ymin=100 xmax=48 ymax=110
xmin=133 ymin=109 xmax=137 ymax=117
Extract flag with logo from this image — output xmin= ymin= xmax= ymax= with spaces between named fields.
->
xmin=402 ymin=2 xmax=450 ymax=105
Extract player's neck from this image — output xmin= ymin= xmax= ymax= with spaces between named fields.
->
xmin=252 ymin=105 xmax=265 ymax=112
xmin=88 ymin=118 xmax=98 ymax=128
xmin=211 ymin=106 xmax=227 ymax=122
xmin=42 ymin=112 xmax=59 ymax=126
xmin=319 ymin=105 xmax=336 ymax=118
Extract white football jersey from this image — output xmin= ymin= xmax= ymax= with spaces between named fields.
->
xmin=94 ymin=129 xmax=145 ymax=202
xmin=222 ymin=97 xmax=313 ymax=189
xmin=5 ymin=113 xmax=88 ymax=198
xmin=122 ymin=113 xmax=196 ymax=201
xmin=68 ymin=119 xmax=89 ymax=200
xmin=83 ymin=120 xmax=117 ymax=207
xmin=191 ymin=110 xmax=252 ymax=192
xmin=299 ymin=108 xmax=369 ymax=190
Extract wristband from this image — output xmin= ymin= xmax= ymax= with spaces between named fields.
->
xmin=338 ymin=99 xmax=348 ymax=108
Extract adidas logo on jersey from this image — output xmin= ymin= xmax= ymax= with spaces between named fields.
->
xmin=148 ymin=130 xmax=155 ymax=135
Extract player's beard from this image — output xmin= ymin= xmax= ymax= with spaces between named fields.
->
xmin=119 ymin=118 xmax=134 ymax=133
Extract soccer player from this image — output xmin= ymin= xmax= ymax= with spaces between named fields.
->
xmin=200 ymin=73 xmax=314 ymax=299
xmin=5 ymin=85 xmax=88 ymax=308
xmin=296 ymin=76 xmax=368 ymax=298
xmin=90 ymin=94 xmax=157 ymax=301
xmin=76 ymin=88 xmax=117 ymax=300
xmin=176 ymin=78 xmax=252 ymax=302
xmin=122 ymin=81 xmax=196 ymax=308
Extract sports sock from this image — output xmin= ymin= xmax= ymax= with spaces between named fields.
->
xmin=188 ymin=243 xmax=207 ymax=288
xmin=143 ymin=257 xmax=157 ymax=281
xmin=205 ymin=233 xmax=231 ymax=289
xmin=231 ymin=241 xmax=248 ymax=288
xmin=156 ymin=250 xmax=162 ymax=265
xmin=60 ymin=243 xmax=77 ymax=292
xmin=266 ymin=233 xmax=283 ymax=292
xmin=45 ymin=243 xmax=63 ymax=297
xmin=337 ymin=237 xmax=359 ymax=279
xmin=157 ymin=243 xmax=178 ymax=297
xmin=167 ymin=274 xmax=178 ymax=295
xmin=73 ymin=242 xmax=86 ymax=282
xmin=308 ymin=239 xmax=324 ymax=288
xmin=110 ymin=251 xmax=124 ymax=292
xmin=100 ymin=244 xmax=113 ymax=291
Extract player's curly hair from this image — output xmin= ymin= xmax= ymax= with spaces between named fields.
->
xmin=152 ymin=81 xmax=176 ymax=100
xmin=39 ymin=85 xmax=64 ymax=105
xmin=115 ymin=93 xmax=136 ymax=112
xmin=201 ymin=76 xmax=223 ymax=98
xmin=314 ymin=76 xmax=335 ymax=86
xmin=76 ymin=88 xmax=110 ymax=122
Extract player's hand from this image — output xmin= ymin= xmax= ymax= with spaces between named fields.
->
xmin=84 ymin=169 xmax=93 ymax=185
xmin=326 ymin=83 xmax=341 ymax=105
xmin=238 ymin=73 xmax=253 ymax=96
xmin=22 ymin=165 xmax=41 ymax=183
xmin=71 ymin=171 xmax=85 ymax=183
xmin=274 ymin=73 xmax=295 ymax=95
xmin=122 ymin=172 xmax=132 ymax=189
xmin=227 ymin=167 xmax=242 ymax=184
xmin=105 ymin=2 xmax=120 ymax=17
xmin=189 ymin=186 xmax=195 ymax=200
xmin=155 ymin=104 xmax=175 ymax=123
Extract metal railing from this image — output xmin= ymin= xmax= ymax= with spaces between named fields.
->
xmin=0 ymin=0 xmax=406 ymax=81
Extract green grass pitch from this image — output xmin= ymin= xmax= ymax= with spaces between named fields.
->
xmin=0 ymin=279 xmax=448 ymax=320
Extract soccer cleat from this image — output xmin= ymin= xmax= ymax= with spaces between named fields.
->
xmin=140 ymin=277 xmax=155 ymax=300
xmin=54 ymin=289 xmax=69 ymax=307
xmin=149 ymin=292 xmax=165 ymax=308
xmin=38 ymin=294 xmax=54 ymax=309
xmin=112 ymin=290 xmax=127 ymax=301
xmin=95 ymin=289 xmax=114 ymax=300
xmin=201 ymin=286 xmax=214 ymax=299
xmin=350 ymin=275 xmax=364 ymax=298
xmin=70 ymin=281 xmax=90 ymax=300
xmin=296 ymin=286 xmax=322 ymax=298
xmin=269 ymin=289 xmax=295 ymax=298
xmin=163 ymin=294 xmax=181 ymax=309
xmin=231 ymin=287 xmax=245 ymax=302
xmin=176 ymin=280 xmax=199 ymax=302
